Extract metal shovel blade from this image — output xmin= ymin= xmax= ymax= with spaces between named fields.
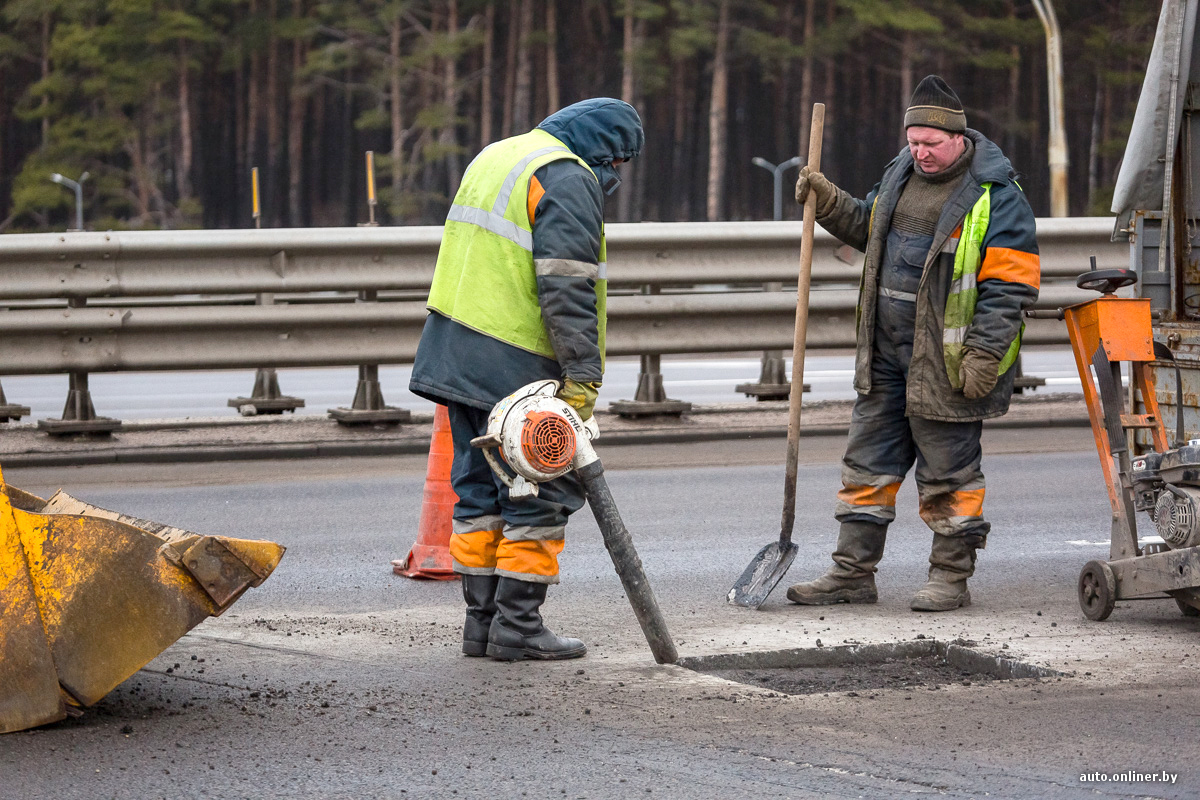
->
xmin=727 ymin=539 xmax=800 ymax=608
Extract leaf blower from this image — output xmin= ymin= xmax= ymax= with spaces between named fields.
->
xmin=471 ymin=380 xmax=677 ymax=664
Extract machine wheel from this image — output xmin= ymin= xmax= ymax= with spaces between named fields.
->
xmin=1174 ymin=596 xmax=1200 ymax=618
xmin=1076 ymin=268 xmax=1137 ymax=295
xmin=1078 ymin=560 xmax=1117 ymax=621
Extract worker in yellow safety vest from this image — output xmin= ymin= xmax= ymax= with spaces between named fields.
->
xmin=787 ymin=76 xmax=1040 ymax=612
xmin=410 ymin=98 xmax=643 ymax=661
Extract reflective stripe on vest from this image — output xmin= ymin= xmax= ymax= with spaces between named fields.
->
xmin=428 ymin=129 xmax=607 ymax=360
xmin=943 ymin=183 xmax=1022 ymax=388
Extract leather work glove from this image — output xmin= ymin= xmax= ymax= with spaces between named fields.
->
xmin=557 ymin=378 xmax=601 ymax=421
xmin=959 ymin=348 xmax=1002 ymax=400
xmin=793 ymin=165 xmax=836 ymax=215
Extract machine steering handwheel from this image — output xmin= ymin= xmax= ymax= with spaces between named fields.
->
xmin=1076 ymin=268 xmax=1138 ymax=295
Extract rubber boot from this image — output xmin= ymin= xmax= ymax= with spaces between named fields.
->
xmin=910 ymin=534 xmax=977 ymax=612
xmin=486 ymin=577 xmax=587 ymax=661
xmin=786 ymin=520 xmax=887 ymax=605
xmin=461 ymin=574 xmax=499 ymax=656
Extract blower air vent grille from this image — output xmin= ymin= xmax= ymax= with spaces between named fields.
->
xmin=520 ymin=411 xmax=576 ymax=474
xmin=1154 ymin=488 xmax=1200 ymax=549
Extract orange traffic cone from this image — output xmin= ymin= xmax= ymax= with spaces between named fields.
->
xmin=392 ymin=404 xmax=459 ymax=580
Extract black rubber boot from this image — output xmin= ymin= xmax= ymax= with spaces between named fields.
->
xmin=786 ymin=520 xmax=887 ymax=605
xmin=486 ymin=577 xmax=586 ymax=661
xmin=910 ymin=534 xmax=978 ymax=612
xmin=461 ymin=574 xmax=499 ymax=657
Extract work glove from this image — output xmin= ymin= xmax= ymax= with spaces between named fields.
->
xmin=959 ymin=347 xmax=1001 ymax=400
xmin=557 ymin=378 xmax=601 ymax=421
xmin=793 ymin=165 xmax=837 ymax=216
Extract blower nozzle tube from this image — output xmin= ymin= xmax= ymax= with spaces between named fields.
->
xmin=575 ymin=459 xmax=678 ymax=665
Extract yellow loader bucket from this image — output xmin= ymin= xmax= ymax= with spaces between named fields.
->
xmin=0 ymin=463 xmax=285 ymax=734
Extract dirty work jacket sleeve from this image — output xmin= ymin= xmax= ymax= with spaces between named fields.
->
xmin=530 ymin=159 xmax=605 ymax=384
xmin=964 ymin=183 xmax=1040 ymax=359
xmin=815 ymin=177 xmax=888 ymax=254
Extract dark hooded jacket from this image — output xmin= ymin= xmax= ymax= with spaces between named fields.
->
xmin=410 ymin=99 xmax=643 ymax=411
xmin=816 ymin=129 xmax=1040 ymax=421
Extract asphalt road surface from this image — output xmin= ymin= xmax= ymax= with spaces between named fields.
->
xmin=3 ymin=427 xmax=1198 ymax=799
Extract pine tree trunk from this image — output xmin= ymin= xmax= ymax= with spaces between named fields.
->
xmin=40 ymin=12 xmax=50 ymax=146
xmin=441 ymin=0 xmax=461 ymax=191
xmin=618 ymin=3 xmax=636 ymax=222
xmin=630 ymin=15 xmax=647 ymax=222
xmin=1087 ymin=70 xmax=1101 ymax=213
xmin=512 ymin=0 xmax=533 ymax=133
xmin=266 ymin=0 xmax=281 ymax=225
xmin=706 ymin=0 xmax=730 ymax=221
xmin=481 ymin=2 xmax=494 ymax=148
xmin=798 ymin=0 xmax=814 ymax=160
xmin=1006 ymin=44 xmax=1020 ymax=157
xmin=1102 ymin=78 xmax=1113 ymax=197
xmin=247 ymin=0 xmax=261 ymax=186
xmin=822 ymin=0 xmax=835 ymax=173
xmin=390 ymin=15 xmax=404 ymax=208
xmin=671 ymin=56 xmax=691 ymax=219
xmin=898 ymin=31 xmax=913 ymax=149
xmin=234 ymin=20 xmax=247 ymax=224
xmin=128 ymin=122 xmax=153 ymax=223
xmin=502 ymin=3 xmax=519 ymax=136
xmin=545 ymin=0 xmax=559 ymax=113
xmin=287 ymin=3 xmax=307 ymax=227
xmin=177 ymin=40 xmax=194 ymax=209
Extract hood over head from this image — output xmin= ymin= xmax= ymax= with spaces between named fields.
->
xmin=536 ymin=98 xmax=643 ymax=195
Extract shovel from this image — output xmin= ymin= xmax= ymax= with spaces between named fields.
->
xmin=728 ymin=103 xmax=825 ymax=609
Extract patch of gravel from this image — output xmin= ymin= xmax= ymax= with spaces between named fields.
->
xmin=709 ymin=653 xmax=1000 ymax=695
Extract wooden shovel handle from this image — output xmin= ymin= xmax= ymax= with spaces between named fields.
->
xmin=779 ymin=103 xmax=825 ymax=543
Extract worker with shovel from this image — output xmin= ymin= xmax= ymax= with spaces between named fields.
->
xmin=410 ymin=98 xmax=643 ymax=659
xmin=787 ymin=76 xmax=1040 ymax=611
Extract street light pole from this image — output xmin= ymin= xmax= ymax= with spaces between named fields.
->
xmin=50 ymin=171 xmax=89 ymax=232
xmin=1031 ymin=0 xmax=1068 ymax=217
xmin=752 ymin=156 xmax=803 ymax=221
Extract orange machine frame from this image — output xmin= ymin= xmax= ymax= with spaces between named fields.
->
xmin=1064 ymin=295 xmax=1169 ymax=561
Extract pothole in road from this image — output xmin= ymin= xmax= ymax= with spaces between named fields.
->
xmin=678 ymin=639 xmax=1060 ymax=695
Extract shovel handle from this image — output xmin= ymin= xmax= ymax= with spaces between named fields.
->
xmin=780 ymin=103 xmax=825 ymax=544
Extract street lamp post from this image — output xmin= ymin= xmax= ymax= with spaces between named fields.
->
xmin=1030 ymin=0 xmax=1068 ymax=217
xmin=752 ymin=155 xmax=803 ymax=221
xmin=50 ymin=171 xmax=89 ymax=232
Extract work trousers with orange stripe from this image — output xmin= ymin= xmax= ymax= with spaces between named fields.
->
xmin=836 ymin=247 xmax=989 ymax=544
xmin=444 ymin=401 xmax=586 ymax=584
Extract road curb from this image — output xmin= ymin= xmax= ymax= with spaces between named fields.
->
xmin=0 ymin=398 xmax=1093 ymax=468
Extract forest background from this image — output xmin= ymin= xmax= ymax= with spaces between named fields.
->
xmin=0 ymin=1 xmax=1159 ymax=232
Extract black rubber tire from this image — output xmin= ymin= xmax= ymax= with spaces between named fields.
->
xmin=1174 ymin=596 xmax=1200 ymax=618
xmin=1078 ymin=560 xmax=1117 ymax=621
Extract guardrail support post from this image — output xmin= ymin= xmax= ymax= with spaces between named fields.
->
xmin=329 ymin=290 xmax=412 ymax=426
xmin=228 ymin=291 xmax=305 ymax=416
xmin=735 ymin=282 xmax=811 ymax=400
xmin=735 ymin=349 xmax=791 ymax=400
xmin=40 ymin=372 xmax=122 ymax=435
xmin=37 ymin=298 xmax=122 ymax=436
xmin=608 ymin=285 xmax=692 ymax=418
xmin=0 ymin=379 xmax=31 ymax=422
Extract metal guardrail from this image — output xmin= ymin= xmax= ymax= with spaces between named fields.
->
xmin=0 ymin=219 xmax=1120 ymax=428
xmin=0 ymin=218 xmax=1120 ymax=300
xmin=0 ymin=286 xmax=1088 ymax=374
